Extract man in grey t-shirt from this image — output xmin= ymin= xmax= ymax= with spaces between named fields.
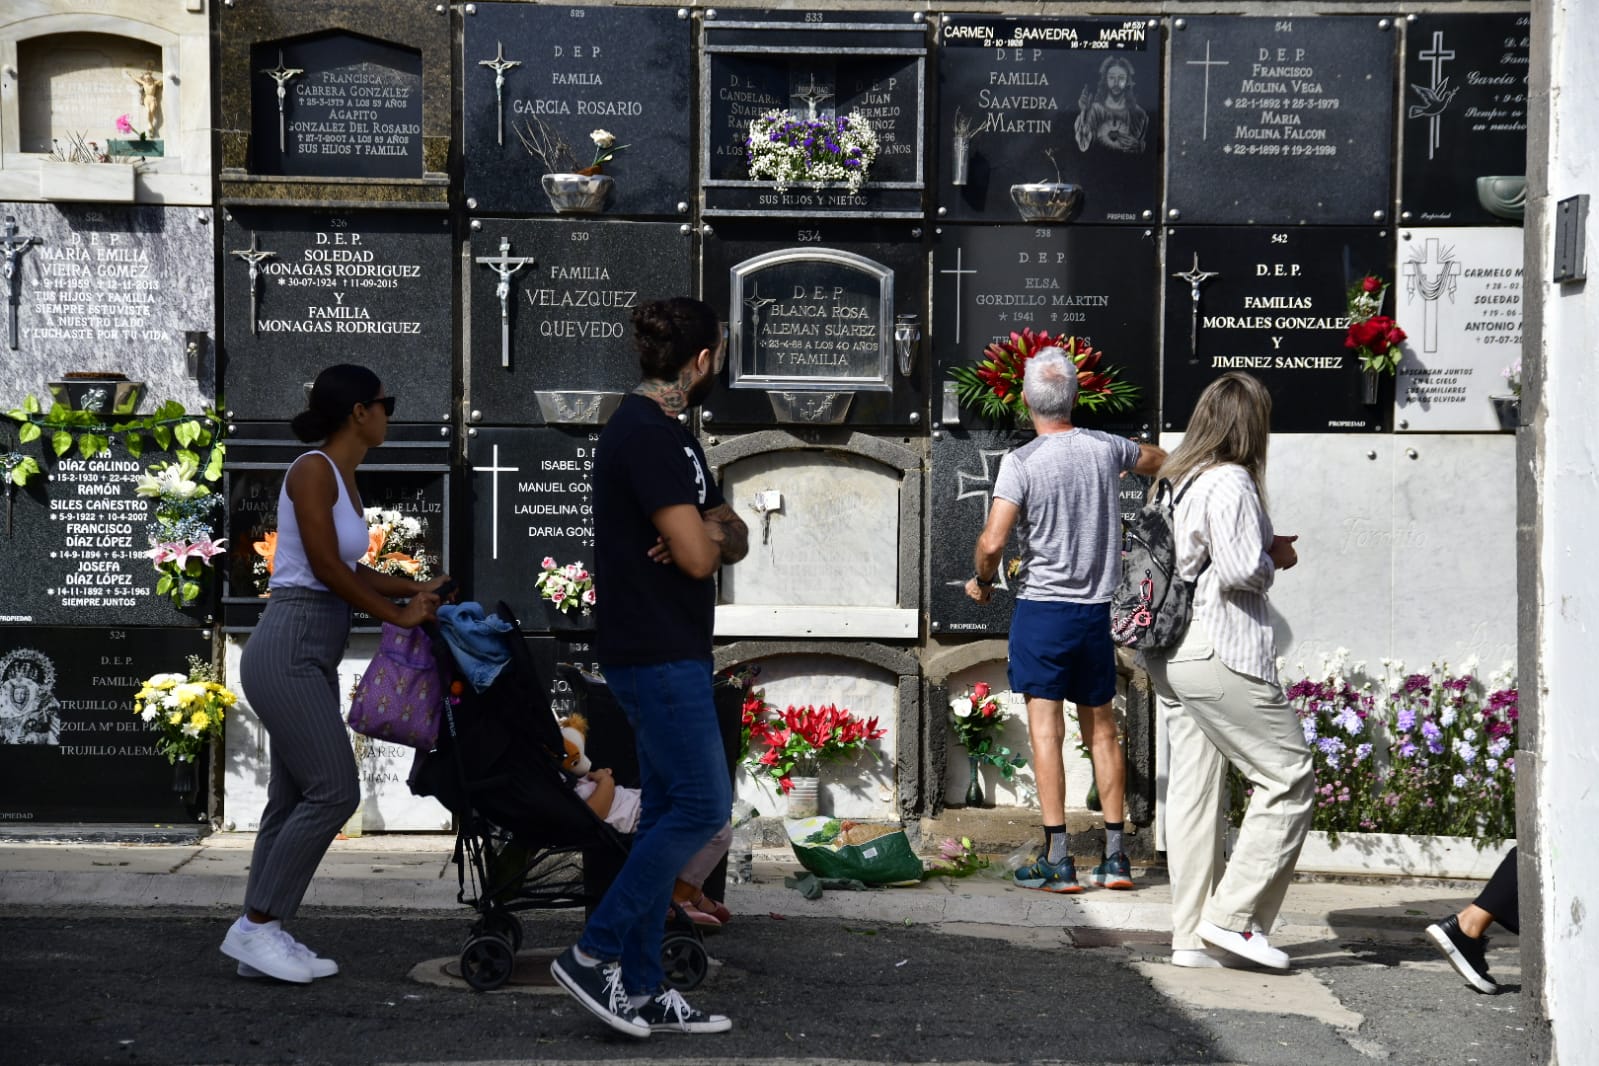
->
xmin=966 ymin=347 xmax=1164 ymax=893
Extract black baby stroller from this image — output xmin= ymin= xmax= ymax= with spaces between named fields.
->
xmin=407 ymin=602 xmax=708 ymax=993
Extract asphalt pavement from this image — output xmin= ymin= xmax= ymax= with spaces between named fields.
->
xmin=0 ymin=833 xmax=1554 ymax=1066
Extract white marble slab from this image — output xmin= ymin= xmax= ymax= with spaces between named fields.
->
xmin=1395 ymin=227 xmax=1524 ymax=432
xmin=719 ymin=451 xmax=901 ymax=607
xmin=731 ymin=653 xmax=900 ymax=822
xmin=221 ymin=634 xmax=452 ymax=833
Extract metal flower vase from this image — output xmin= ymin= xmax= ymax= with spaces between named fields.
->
xmin=541 ymin=172 xmax=613 ymax=214
xmin=1361 ymin=369 xmax=1381 ymax=406
xmin=786 ymin=775 xmax=821 ymax=818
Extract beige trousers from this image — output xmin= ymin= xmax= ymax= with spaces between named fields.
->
xmin=1145 ymin=623 xmax=1315 ymax=951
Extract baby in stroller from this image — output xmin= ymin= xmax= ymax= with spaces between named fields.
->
xmin=561 ymin=713 xmax=733 ymax=929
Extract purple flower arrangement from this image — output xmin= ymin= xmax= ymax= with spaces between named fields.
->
xmin=1230 ymin=653 xmax=1518 ymax=845
xmin=744 ymin=109 xmax=880 ymax=194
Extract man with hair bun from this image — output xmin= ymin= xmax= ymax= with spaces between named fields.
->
xmin=965 ymin=347 xmax=1164 ymax=894
xmin=550 ymin=297 xmax=747 ymax=1038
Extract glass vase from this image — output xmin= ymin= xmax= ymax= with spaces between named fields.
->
xmin=964 ymin=752 xmax=984 ymax=808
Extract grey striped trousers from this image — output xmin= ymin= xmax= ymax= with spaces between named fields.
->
xmin=238 ymin=586 xmax=359 ymax=919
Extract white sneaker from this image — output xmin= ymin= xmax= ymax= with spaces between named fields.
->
xmin=1171 ymin=948 xmax=1224 ymax=968
xmin=1197 ymin=919 xmax=1291 ymax=970
xmin=238 ymin=934 xmax=339 ymax=980
xmin=220 ymin=918 xmax=314 ymax=984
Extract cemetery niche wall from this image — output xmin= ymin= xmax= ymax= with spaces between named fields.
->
xmin=217 ymin=0 xmax=450 ymax=206
xmin=0 ymin=626 xmax=213 ymax=823
xmin=465 ymin=218 xmax=693 ymax=426
xmin=935 ymin=15 xmax=1162 ymax=224
xmin=0 ymin=4 xmax=214 ymax=205
xmin=220 ymin=423 xmax=452 ymax=633
xmin=220 ymin=207 xmax=453 ymax=423
xmin=463 ymin=4 xmax=692 ymax=218
xmin=701 ymin=9 xmax=927 ymax=219
xmin=702 ymin=220 xmax=927 ymax=428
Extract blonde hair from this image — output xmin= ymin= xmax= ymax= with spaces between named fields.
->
xmin=1158 ymin=371 xmax=1273 ymax=502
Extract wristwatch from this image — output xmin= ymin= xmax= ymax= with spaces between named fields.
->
xmin=972 ymin=573 xmax=994 ymax=588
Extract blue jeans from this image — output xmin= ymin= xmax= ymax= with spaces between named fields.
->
xmin=581 ymin=658 xmax=730 ymax=992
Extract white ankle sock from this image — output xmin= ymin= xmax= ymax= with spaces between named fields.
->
xmin=572 ymin=946 xmax=602 ymax=967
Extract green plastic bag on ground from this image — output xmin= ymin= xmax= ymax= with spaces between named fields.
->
xmin=785 ymin=817 xmax=925 ymax=885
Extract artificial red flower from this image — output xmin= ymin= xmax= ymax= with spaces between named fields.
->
xmin=1361 ymin=275 xmax=1383 ymax=293
xmin=973 ymin=681 xmax=990 ymax=700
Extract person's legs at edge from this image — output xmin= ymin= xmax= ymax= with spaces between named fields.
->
xmin=673 ymin=825 xmax=733 ymax=926
xmin=1426 ymin=846 xmax=1517 ymax=994
xmin=1008 ymin=599 xmax=1077 ymax=889
xmin=1177 ymin=652 xmax=1314 ymax=968
xmin=1148 ymin=676 xmax=1229 ymax=963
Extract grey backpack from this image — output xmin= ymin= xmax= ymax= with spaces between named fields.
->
xmin=1111 ymin=477 xmax=1201 ymax=651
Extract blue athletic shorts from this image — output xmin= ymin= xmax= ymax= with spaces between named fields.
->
xmin=1007 ymin=599 xmax=1118 ymax=706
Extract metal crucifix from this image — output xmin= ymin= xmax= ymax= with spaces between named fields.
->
xmin=230 ymin=232 xmax=278 ymax=336
xmin=793 ymin=74 xmax=833 ymax=121
xmin=476 ymin=237 xmax=533 ymax=369
xmin=1171 ymin=252 xmax=1220 ymax=358
xmin=1 ymin=215 xmax=41 ymax=351
xmin=260 ymin=50 xmax=305 ymax=154
xmin=478 ymin=41 xmax=522 ymax=147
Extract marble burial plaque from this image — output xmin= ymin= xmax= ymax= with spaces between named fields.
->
xmin=2 ymin=202 xmax=214 ymax=413
xmin=1394 ymin=228 xmax=1524 ymax=432
xmin=221 ymin=209 xmax=452 ymax=422
xmin=468 ymin=427 xmax=597 ymax=633
xmin=1167 ymin=17 xmax=1396 ymax=224
xmin=932 ymin=224 xmax=1159 ymax=436
xmin=0 ymin=626 xmax=213 ymax=823
xmin=464 ymin=4 xmax=692 ymax=217
xmin=936 ymin=16 xmax=1161 ymax=224
xmin=467 ymin=219 xmax=692 ymax=425
xmin=702 ymin=220 xmax=927 ymax=427
xmin=0 ymin=438 xmax=208 ymax=627
xmin=1162 ymin=226 xmax=1394 ymax=433
xmin=250 ymin=33 xmax=423 ymax=179
xmin=17 ymin=32 xmax=164 ymax=153
xmin=702 ymin=10 xmax=927 ymax=218
xmin=1401 ymin=14 xmax=1530 ymax=226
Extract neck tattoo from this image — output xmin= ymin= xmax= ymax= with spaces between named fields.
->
xmin=634 ymin=378 xmax=689 ymax=416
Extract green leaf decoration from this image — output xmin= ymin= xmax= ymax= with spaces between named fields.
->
xmin=151 ymin=424 xmax=172 ymax=450
xmin=203 ymin=444 xmax=225 ymax=483
xmin=17 ymin=423 xmax=40 ymax=444
xmin=173 ymin=420 xmax=200 ymax=448
xmin=51 ymin=430 xmax=72 ymax=457
xmin=78 ymin=433 xmax=108 ymax=459
xmin=125 ymin=433 xmax=144 ymax=458
xmin=156 ymin=574 xmax=173 ymax=596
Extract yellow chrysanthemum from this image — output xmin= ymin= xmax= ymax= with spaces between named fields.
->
xmin=167 ymin=709 xmax=184 ymax=725
xmin=190 ymin=709 xmax=210 ymax=730
xmin=173 ymin=682 xmax=209 ymax=707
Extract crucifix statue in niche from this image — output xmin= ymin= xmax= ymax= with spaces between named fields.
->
xmin=1171 ymin=252 xmax=1219 ymax=359
xmin=792 ymin=73 xmax=834 ymax=121
xmin=127 ymin=70 xmax=164 ymax=137
xmin=260 ymin=50 xmax=305 ymax=153
xmin=2 ymin=216 xmax=41 ymax=352
xmin=476 ymin=237 xmax=534 ymax=369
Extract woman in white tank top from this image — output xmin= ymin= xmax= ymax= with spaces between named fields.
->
xmin=224 ymin=365 xmax=450 ymax=985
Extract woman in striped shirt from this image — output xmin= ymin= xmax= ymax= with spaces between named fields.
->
xmin=1145 ymin=371 xmax=1315 ymax=972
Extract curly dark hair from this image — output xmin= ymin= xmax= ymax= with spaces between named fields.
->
xmin=630 ymin=297 xmax=720 ymax=380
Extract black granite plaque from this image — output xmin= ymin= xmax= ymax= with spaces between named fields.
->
xmin=0 ymin=626 xmax=214 ymax=823
xmin=2 ymin=203 xmax=215 ymax=415
xmin=0 ymin=438 xmax=208 ymax=627
xmin=936 ymin=16 xmax=1162 ymax=224
xmin=468 ymin=427 xmax=596 ymax=633
xmin=702 ymin=10 xmax=927 ymax=218
xmin=932 ymin=224 xmax=1159 ymax=437
xmin=220 ymin=423 xmax=453 ymax=632
xmin=221 ymin=208 xmax=452 ymax=422
xmin=250 ymin=33 xmax=423 ymax=179
xmin=1167 ymin=17 xmax=1397 ymax=225
xmin=467 ymin=219 xmax=692 ymax=425
xmin=701 ymin=221 xmax=927 ymax=427
xmin=1401 ymin=14 xmax=1530 ymax=226
xmin=928 ymin=427 xmax=1028 ymax=637
xmin=1162 ymin=226 xmax=1394 ymax=433
xmin=464 ymin=4 xmax=692 ymax=217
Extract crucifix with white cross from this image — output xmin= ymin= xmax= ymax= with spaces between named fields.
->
xmin=939 ymin=247 xmax=978 ymax=345
xmin=472 ymin=443 xmax=521 ymax=561
xmin=1185 ymin=40 xmax=1230 ymax=142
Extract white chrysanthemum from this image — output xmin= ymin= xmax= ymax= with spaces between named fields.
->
xmin=140 ymin=706 xmax=159 ymax=722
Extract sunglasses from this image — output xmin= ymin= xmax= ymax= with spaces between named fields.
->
xmin=365 ymin=395 xmax=397 ymax=416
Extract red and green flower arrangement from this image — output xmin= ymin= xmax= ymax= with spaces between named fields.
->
xmin=949 ymin=328 xmax=1140 ymax=423
xmin=1344 ymin=274 xmax=1408 ymax=375
xmin=742 ymin=691 xmax=887 ymax=794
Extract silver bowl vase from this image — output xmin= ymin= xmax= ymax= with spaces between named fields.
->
xmin=1009 ymin=182 xmax=1081 ymax=222
xmin=541 ymin=172 xmax=613 ymax=214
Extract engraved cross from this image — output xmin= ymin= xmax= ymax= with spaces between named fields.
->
xmin=1185 ymin=41 xmax=1230 ymax=142
xmin=938 ymin=247 xmax=978 ymax=344
xmin=471 ymin=444 xmax=521 ymax=561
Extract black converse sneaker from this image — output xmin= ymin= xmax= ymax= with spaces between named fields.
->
xmin=634 ymin=987 xmax=733 ymax=1034
xmin=1425 ymin=915 xmax=1499 ymax=994
xmin=549 ymin=946 xmax=651 ymax=1037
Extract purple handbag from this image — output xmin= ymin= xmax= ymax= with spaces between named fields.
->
xmin=348 ymin=623 xmax=447 ymax=749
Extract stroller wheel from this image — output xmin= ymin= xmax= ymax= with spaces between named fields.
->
xmin=476 ymin=912 xmax=524 ymax=952
xmin=461 ymin=934 xmax=517 ymax=992
xmin=660 ymin=932 xmax=708 ymax=992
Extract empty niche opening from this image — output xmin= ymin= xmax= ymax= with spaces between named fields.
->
xmin=720 ymin=449 xmax=901 ymax=608
xmin=18 ymin=33 xmax=164 ymax=154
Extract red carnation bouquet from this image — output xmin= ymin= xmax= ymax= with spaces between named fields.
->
xmin=949 ymin=328 xmax=1140 ymax=424
xmin=1345 ymin=275 xmax=1407 ymax=375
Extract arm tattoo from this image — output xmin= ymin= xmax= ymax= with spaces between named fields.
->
xmin=703 ymin=502 xmax=749 ymax=563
